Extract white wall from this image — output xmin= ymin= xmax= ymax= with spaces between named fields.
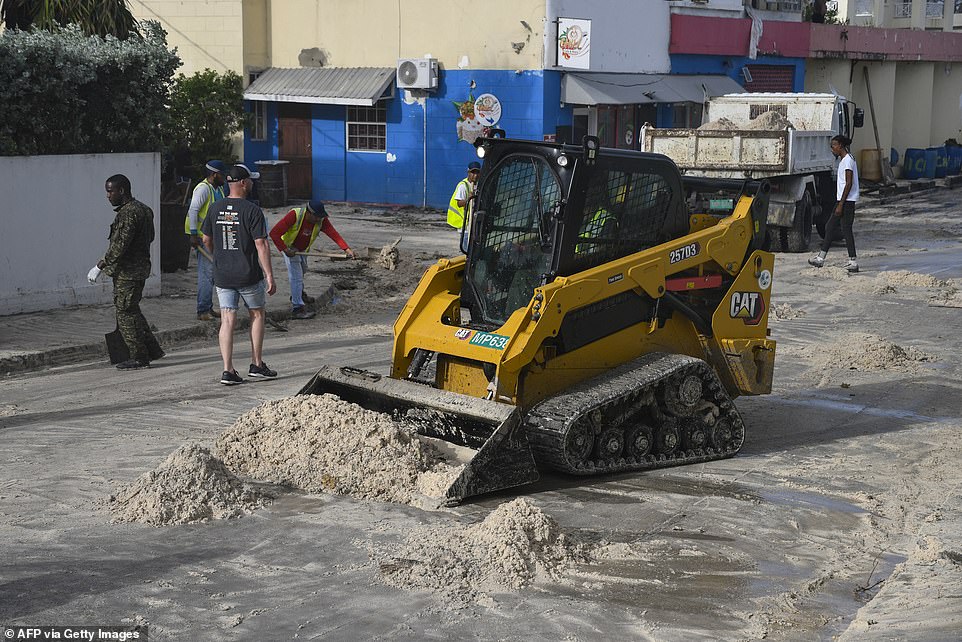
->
xmin=0 ymin=153 xmax=162 ymax=316
xmin=545 ymin=0 xmax=671 ymax=73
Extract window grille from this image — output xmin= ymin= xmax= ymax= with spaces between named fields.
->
xmin=573 ymin=169 xmax=671 ymax=271
xmin=248 ymin=71 xmax=267 ymax=141
xmin=346 ymin=104 xmax=387 ymax=152
xmin=926 ymin=0 xmax=945 ymax=17
xmin=749 ymin=104 xmax=789 ymax=120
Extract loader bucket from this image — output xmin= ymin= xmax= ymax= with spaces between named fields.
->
xmin=297 ymin=365 xmax=540 ymax=504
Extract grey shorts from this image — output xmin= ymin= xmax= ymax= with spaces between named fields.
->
xmin=216 ymin=280 xmax=266 ymax=310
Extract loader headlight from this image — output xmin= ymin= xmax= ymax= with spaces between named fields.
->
xmin=476 ymin=145 xmax=486 ymax=159
xmin=556 ymin=154 xmax=568 ymax=168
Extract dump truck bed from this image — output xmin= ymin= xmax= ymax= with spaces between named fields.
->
xmin=639 ymin=125 xmax=835 ymax=179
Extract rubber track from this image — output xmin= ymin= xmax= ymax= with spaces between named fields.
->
xmin=525 ymin=352 xmax=745 ymax=475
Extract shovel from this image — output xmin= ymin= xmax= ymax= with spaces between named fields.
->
xmin=863 ymin=67 xmax=897 ymax=185
xmin=105 ymin=324 xmax=165 ymax=365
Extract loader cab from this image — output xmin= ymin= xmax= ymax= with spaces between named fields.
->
xmin=463 ymin=138 xmax=688 ymax=328
xmin=464 ymin=145 xmax=565 ymax=327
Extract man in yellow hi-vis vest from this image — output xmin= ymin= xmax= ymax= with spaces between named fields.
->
xmin=269 ymin=200 xmax=355 ymax=319
xmin=447 ymin=161 xmax=481 ymax=230
xmin=186 ymin=160 xmax=227 ymax=320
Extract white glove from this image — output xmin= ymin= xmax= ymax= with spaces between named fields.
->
xmin=87 ymin=266 xmax=102 ymax=283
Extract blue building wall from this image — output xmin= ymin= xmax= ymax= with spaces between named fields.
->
xmin=244 ymin=69 xmax=573 ymax=210
xmin=245 ymin=101 xmax=279 ymax=165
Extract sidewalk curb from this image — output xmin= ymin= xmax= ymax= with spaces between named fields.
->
xmin=0 ymin=310 xmax=291 ymax=377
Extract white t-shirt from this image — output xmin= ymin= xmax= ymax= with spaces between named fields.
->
xmin=836 ymin=153 xmax=859 ymax=202
xmin=454 ymin=180 xmax=473 ymax=202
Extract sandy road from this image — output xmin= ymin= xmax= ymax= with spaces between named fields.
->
xmin=1 ymin=192 xmax=961 ymax=640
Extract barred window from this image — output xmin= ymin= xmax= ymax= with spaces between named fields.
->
xmin=251 ymin=102 xmax=267 ymax=141
xmin=347 ymin=104 xmax=387 ymax=152
xmin=248 ymin=71 xmax=267 ymax=141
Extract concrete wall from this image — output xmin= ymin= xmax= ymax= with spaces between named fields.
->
xmin=242 ymin=0 xmax=271 ymax=74
xmin=0 ymin=154 xmax=162 ymax=316
xmin=805 ymin=59 xmax=900 ymax=168
xmin=546 ymin=0 xmax=671 ymax=73
xmin=931 ymin=63 xmax=962 ymax=146
xmin=849 ymin=62 xmax=897 ymax=170
xmin=804 ymin=59 xmax=851 ymax=97
xmin=266 ymin=0 xmax=547 ymax=70
xmin=893 ymin=62 xmax=935 ymax=155
xmin=129 ymin=0 xmax=245 ymax=76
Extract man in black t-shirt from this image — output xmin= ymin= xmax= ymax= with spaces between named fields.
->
xmin=202 ymin=164 xmax=278 ymax=385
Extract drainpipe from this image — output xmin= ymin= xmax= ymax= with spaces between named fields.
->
xmin=423 ymin=99 xmax=427 ymax=208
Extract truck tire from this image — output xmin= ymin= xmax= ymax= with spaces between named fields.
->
xmin=785 ymin=192 xmax=813 ymax=253
xmin=767 ymin=227 xmax=786 ymax=252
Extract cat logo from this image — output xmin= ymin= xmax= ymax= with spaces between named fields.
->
xmin=730 ymin=291 xmax=764 ymax=325
xmin=454 ymin=328 xmax=473 ymax=340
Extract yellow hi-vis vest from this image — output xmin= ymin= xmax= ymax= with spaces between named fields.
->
xmin=279 ymin=207 xmax=321 ymax=250
xmin=184 ymin=179 xmax=226 ymax=234
xmin=447 ymin=178 xmax=471 ymax=229
xmin=576 ymin=207 xmax=614 ymax=254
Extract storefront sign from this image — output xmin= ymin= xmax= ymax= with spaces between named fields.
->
xmin=557 ymin=18 xmax=591 ymax=70
xmin=474 ymin=93 xmax=502 ymax=127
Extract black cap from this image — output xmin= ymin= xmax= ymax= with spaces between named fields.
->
xmin=227 ymin=163 xmax=261 ymax=182
xmin=468 ymin=161 xmax=481 ymax=172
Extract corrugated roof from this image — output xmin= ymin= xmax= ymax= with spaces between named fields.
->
xmin=244 ymin=67 xmax=396 ymax=106
xmin=561 ymin=73 xmax=745 ymax=106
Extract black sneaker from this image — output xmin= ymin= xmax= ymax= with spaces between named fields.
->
xmin=248 ymin=362 xmax=277 ymax=378
xmin=220 ymin=369 xmax=243 ymax=385
xmin=116 ymin=359 xmax=149 ymax=370
xmin=291 ymin=306 xmax=316 ymax=320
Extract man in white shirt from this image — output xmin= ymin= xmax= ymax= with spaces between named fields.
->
xmin=809 ymin=135 xmax=860 ymax=273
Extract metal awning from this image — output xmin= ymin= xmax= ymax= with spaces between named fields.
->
xmin=561 ymin=73 xmax=745 ymax=106
xmin=244 ymin=67 xmax=395 ymax=106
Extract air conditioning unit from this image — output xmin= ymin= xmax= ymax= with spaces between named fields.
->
xmin=397 ymin=58 xmax=438 ymax=90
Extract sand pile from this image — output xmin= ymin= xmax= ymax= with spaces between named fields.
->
xmin=746 ymin=110 xmax=794 ymax=130
xmin=930 ymin=287 xmax=962 ymax=308
xmin=215 ymin=394 xmax=460 ymax=505
xmin=805 ymin=266 xmax=857 ymax=282
xmin=698 ymin=117 xmax=735 ymax=131
xmin=696 ymin=111 xmax=793 ymax=131
xmin=107 ymin=445 xmax=270 ymax=526
xmin=376 ymin=498 xmax=589 ymax=603
xmin=812 ymin=333 xmax=935 ymax=373
xmin=770 ymin=303 xmax=806 ymax=321
xmin=876 ymin=270 xmax=947 ymax=289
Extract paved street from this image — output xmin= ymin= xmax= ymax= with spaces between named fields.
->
xmin=2 ymin=192 xmax=961 ymax=640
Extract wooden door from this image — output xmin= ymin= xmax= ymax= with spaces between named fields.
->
xmin=278 ymin=103 xmax=313 ymax=200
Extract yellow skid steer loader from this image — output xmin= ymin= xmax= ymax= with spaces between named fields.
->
xmin=300 ymin=135 xmax=776 ymax=504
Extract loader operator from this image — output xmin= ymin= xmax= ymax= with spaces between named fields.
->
xmin=269 ymin=199 xmax=355 ymax=320
xmin=447 ymin=161 xmax=481 ymax=230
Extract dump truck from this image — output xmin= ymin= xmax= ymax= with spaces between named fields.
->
xmin=300 ymin=135 xmax=776 ymax=503
xmin=640 ymin=92 xmax=863 ymax=252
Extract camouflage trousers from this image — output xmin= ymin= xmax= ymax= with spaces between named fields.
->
xmin=113 ymin=278 xmax=161 ymax=363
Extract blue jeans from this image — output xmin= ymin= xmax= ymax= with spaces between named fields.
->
xmin=196 ymin=247 xmax=215 ymax=314
xmin=216 ymin=280 xmax=267 ymax=310
xmin=284 ymin=254 xmax=307 ymax=309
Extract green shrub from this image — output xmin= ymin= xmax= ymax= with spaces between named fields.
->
xmin=165 ymin=69 xmax=249 ymax=175
xmin=0 ymin=20 xmax=180 ymax=156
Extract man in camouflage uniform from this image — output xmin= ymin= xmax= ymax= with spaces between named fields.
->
xmin=88 ymin=174 xmax=163 ymax=370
